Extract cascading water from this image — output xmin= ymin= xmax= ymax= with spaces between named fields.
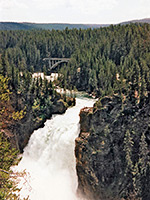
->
xmin=15 ymin=98 xmax=95 ymax=200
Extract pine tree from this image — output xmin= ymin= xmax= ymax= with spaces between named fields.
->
xmin=123 ymin=130 xmax=134 ymax=197
xmin=139 ymin=75 xmax=147 ymax=107
xmin=124 ymin=130 xmax=134 ymax=174
xmin=139 ymin=132 xmax=148 ymax=175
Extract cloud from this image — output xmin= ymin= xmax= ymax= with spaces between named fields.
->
xmin=139 ymin=0 xmax=150 ymax=16
xmin=0 ymin=0 xmax=28 ymax=10
xmin=69 ymin=0 xmax=118 ymax=13
xmin=26 ymin=0 xmax=118 ymax=14
xmin=0 ymin=0 xmax=32 ymax=22
xmin=31 ymin=0 xmax=65 ymax=10
xmin=128 ymin=0 xmax=150 ymax=19
xmin=1 ymin=0 xmax=149 ymax=24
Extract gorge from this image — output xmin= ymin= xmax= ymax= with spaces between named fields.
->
xmin=14 ymin=98 xmax=95 ymax=200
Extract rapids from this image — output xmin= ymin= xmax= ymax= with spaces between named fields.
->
xmin=15 ymin=98 xmax=95 ymax=200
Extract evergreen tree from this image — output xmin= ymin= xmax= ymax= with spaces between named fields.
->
xmin=123 ymin=130 xmax=134 ymax=197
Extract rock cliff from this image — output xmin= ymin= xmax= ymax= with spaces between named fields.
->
xmin=10 ymin=96 xmax=75 ymax=152
xmin=75 ymin=95 xmax=150 ymax=200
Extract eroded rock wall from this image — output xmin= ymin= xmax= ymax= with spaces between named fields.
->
xmin=75 ymin=95 xmax=150 ymax=200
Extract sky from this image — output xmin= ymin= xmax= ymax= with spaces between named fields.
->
xmin=0 ymin=0 xmax=150 ymax=24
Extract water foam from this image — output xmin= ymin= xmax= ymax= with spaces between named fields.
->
xmin=15 ymin=98 xmax=95 ymax=200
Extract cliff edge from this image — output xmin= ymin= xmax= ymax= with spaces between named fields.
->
xmin=75 ymin=95 xmax=150 ymax=200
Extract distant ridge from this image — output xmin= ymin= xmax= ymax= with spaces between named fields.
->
xmin=0 ymin=18 xmax=150 ymax=30
xmin=0 ymin=22 xmax=33 ymax=30
xmin=120 ymin=18 xmax=150 ymax=25
xmin=0 ymin=22 xmax=109 ymax=30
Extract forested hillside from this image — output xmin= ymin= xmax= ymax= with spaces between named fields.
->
xmin=0 ymin=22 xmax=108 ymax=30
xmin=121 ymin=18 xmax=150 ymax=25
xmin=0 ymin=23 xmax=150 ymax=103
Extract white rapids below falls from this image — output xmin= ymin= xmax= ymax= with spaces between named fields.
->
xmin=14 ymin=98 xmax=95 ymax=200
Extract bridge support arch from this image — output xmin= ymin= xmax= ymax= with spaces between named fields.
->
xmin=43 ymin=57 xmax=70 ymax=71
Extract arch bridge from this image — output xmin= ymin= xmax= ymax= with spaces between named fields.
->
xmin=43 ymin=57 xmax=71 ymax=71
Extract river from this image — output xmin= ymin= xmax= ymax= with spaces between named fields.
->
xmin=15 ymin=98 xmax=95 ymax=200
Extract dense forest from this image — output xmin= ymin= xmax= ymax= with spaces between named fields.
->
xmin=0 ymin=23 xmax=150 ymax=199
xmin=0 ymin=23 xmax=150 ymax=102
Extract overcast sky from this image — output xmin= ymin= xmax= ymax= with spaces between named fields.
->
xmin=0 ymin=0 xmax=150 ymax=24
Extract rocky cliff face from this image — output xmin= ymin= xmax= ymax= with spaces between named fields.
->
xmin=10 ymin=97 xmax=75 ymax=152
xmin=75 ymin=95 xmax=150 ymax=200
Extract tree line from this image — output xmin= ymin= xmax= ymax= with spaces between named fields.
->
xmin=0 ymin=23 xmax=150 ymax=104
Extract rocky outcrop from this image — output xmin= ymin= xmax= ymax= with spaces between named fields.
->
xmin=51 ymin=99 xmax=67 ymax=114
xmin=11 ymin=97 xmax=75 ymax=152
xmin=51 ymin=97 xmax=75 ymax=114
xmin=75 ymin=95 xmax=150 ymax=200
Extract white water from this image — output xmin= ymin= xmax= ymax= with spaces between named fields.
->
xmin=15 ymin=98 xmax=95 ymax=200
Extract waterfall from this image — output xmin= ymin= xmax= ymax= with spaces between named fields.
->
xmin=15 ymin=98 xmax=95 ymax=200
